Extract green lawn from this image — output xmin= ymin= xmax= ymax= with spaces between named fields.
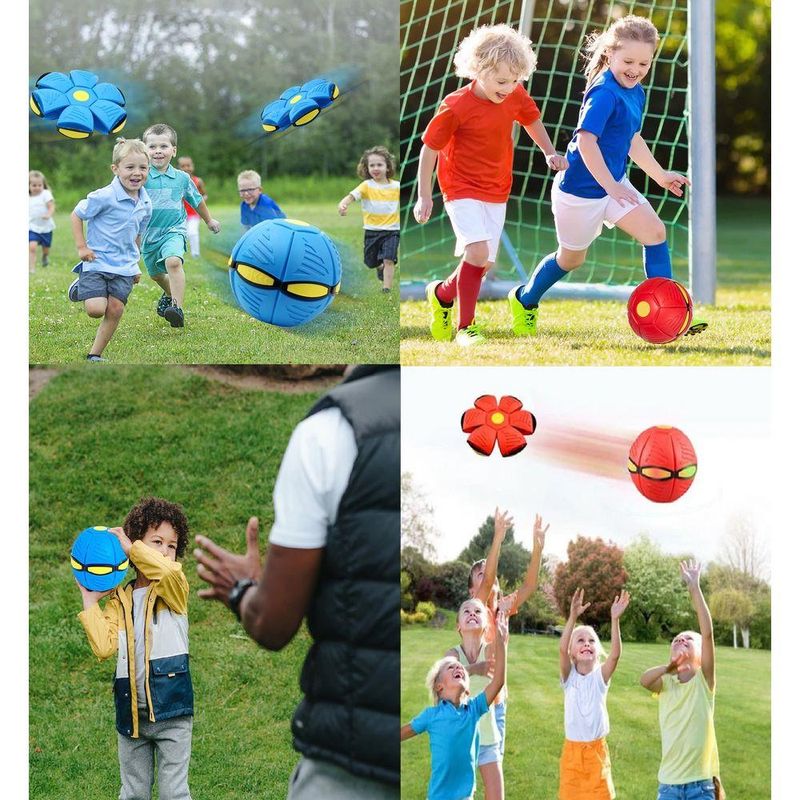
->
xmin=29 ymin=202 xmax=399 ymax=365
xmin=400 ymin=197 xmax=770 ymax=366
xmin=402 ymin=625 xmax=770 ymax=800
xmin=30 ymin=367 xmax=329 ymax=799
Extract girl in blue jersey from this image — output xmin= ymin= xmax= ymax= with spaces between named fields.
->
xmin=508 ymin=15 xmax=703 ymax=337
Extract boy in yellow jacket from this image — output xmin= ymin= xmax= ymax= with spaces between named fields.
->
xmin=76 ymin=497 xmax=193 ymax=800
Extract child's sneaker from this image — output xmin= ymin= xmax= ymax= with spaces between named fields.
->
xmin=68 ymin=278 xmax=80 ymax=302
xmin=455 ymin=323 xmax=485 ymax=347
xmin=685 ymin=318 xmax=708 ymax=336
xmin=507 ymin=286 xmax=539 ymax=336
xmin=42 ymin=255 xmax=49 ymax=267
xmin=377 ymin=266 xmax=385 ymax=282
xmin=382 ymin=287 xmax=391 ymax=294
xmin=86 ymin=354 xmax=107 ymax=363
xmin=426 ymin=281 xmax=454 ymax=341
xmin=156 ymin=292 xmax=173 ymax=318
xmin=164 ymin=303 xmax=185 ymax=328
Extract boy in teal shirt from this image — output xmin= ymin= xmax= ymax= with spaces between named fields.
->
xmin=141 ymin=123 xmax=221 ymax=327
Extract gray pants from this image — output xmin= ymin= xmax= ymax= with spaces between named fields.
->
xmin=118 ymin=714 xmax=193 ymax=800
xmin=287 ymin=757 xmax=398 ymax=800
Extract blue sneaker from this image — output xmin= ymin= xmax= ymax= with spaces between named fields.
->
xmin=164 ymin=303 xmax=185 ymax=328
xmin=156 ymin=292 xmax=173 ymax=318
xmin=68 ymin=263 xmax=82 ymax=302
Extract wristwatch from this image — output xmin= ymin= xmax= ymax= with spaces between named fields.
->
xmin=228 ymin=579 xmax=257 ymax=621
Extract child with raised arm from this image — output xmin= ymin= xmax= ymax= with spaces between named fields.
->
xmin=69 ymin=138 xmax=152 ymax=362
xmin=559 ymin=588 xmax=630 ymax=800
xmin=141 ymin=123 xmax=221 ymax=328
xmin=29 ymin=170 xmax=55 ymax=272
xmin=401 ymin=610 xmax=509 ymax=800
xmin=467 ymin=509 xmax=548 ymax=763
xmin=414 ymin=23 xmax=568 ymax=346
xmin=508 ymin=15 xmax=705 ymax=337
xmin=75 ymin=497 xmax=194 ymax=800
xmin=640 ymin=560 xmax=723 ymax=800
xmin=444 ymin=598 xmax=504 ymax=800
xmin=338 ymin=146 xmax=400 ymax=293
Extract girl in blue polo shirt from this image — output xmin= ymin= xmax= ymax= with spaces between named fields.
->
xmin=401 ymin=610 xmax=508 ymax=800
xmin=508 ymin=15 xmax=701 ymax=337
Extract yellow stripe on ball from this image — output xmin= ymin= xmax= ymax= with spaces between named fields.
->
xmin=289 ymin=94 xmax=302 ymax=104
xmin=111 ymin=119 xmax=127 ymax=134
xmin=58 ymin=127 xmax=91 ymax=139
xmin=262 ymin=124 xmax=277 ymax=132
xmin=294 ymin=109 xmax=319 ymax=126
xmin=30 ymin=96 xmax=42 ymax=116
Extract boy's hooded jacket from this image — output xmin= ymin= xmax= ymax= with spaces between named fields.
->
xmin=78 ymin=540 xmax=193 ymax=738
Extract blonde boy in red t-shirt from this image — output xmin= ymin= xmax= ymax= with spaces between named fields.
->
xmin=414 ymin=24 xmax=568 ymax=346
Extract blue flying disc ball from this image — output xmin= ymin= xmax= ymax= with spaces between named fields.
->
xmin=71 ymin=526 xmax=129 ymax=591
xmin=228 ymin=218 xmax=342 ymax=327
xmin=30 ymin=70 xmax=127 ymax=139
xmin=260 ymin=78 xmax=339 ymax=133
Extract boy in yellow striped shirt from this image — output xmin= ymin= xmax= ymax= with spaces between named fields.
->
xmin=338 ymin=146 xmax=399 ymax=293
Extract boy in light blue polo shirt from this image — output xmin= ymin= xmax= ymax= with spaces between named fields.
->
xmin=141 ymin=123 xmax=221 ymax=328
xmin=400 ymin=610 xmax=508 ymax=800
xmin=69 ymin=138 xmax=152 ymax=362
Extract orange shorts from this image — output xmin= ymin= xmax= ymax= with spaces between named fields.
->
xmin=558 ymin=738 xmax=615 ymax=800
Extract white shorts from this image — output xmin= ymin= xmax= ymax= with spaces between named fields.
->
xmin=551 ymin=176 xmax=647 ymax=251
xmin=444 ymin=198 xmax=507 ymax=262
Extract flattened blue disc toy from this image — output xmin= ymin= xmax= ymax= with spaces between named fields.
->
xmin=260 ymin=78 xmax=339 ymax=133
xmin=71 ymin=526 xmax=129 ymax=591
xmin=228 ymin=218 xmax=342 ymax=327
xmin=30 ymin=70 xmax=127 ymax=139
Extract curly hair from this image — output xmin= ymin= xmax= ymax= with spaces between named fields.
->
xmin=124 ymin=496 xmax=190 ymax=558
xmin=356 ymin=146 xmax=396 ymax=180
xmin=453 ymin=23 xmax=537 ymax=81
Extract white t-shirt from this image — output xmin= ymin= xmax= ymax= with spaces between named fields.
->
xmin=562 ymin=664 xmax=610 ymax=741
xmin=268 ymin=407 xmax=357 ymax=549
xmin=29 ymin=189 xmax=56 ymax=233
xmin=132 ymin=587 xmax=148 ymax=708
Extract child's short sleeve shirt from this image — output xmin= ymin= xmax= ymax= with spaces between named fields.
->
xmin=142 ymin=165 xmax=202 ymax=249
xmin=560 ymin=69 xmax=646 ymax=198
xmin=423 ymin=82 xmax=541 ymax=203
xmin=29 ymin=189 xmax=56 ymax=233
xmin=240 ymin=193 xmax=286 ymax=229
xmin=410 ymin=692 xmax=488 ymax=800
xmin=561 ymin=665 xmax=610 ymax=741
xmin=349 ymin=179 xmax=400 ymax=230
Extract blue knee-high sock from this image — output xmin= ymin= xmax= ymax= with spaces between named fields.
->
xmin=517 ymin=253 xmax=568 ymax=308
xmin=643 ymin=241 xmax=672 ymax=279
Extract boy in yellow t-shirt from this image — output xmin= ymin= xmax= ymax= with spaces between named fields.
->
xmin=640 ymin=560 xmax=723 ymax=800
xmin=338 ymin=146 xmax=399 ymax=293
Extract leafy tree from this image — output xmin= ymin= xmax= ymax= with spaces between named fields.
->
xmin=553 ymin=536 xmax=627 ymax=631
xmin=622 ymin=536 xmax=692 ymax=641
xmin=429 ymin=560 xmax=471 ymax=611
xmin=401 ymin=472 xmax=439 ymax=561
xmin=710 ymin=588 xmax=755 ymax=648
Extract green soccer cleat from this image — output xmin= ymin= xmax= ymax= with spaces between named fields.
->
xmin=508 ymin=286 xmax=539 ymax=336
xmin=685 ymin=318 xmax=708 ymax=336
xmin=426 ymin=281 xmax=454 ymax=341
xmin=455 ymin=323 xmax=486 ymax=347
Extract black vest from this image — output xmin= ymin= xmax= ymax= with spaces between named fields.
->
xmin=291 ymin=366 xmax=400 ymax=784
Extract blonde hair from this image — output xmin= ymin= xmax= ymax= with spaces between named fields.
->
xmin=142 ymin=123 xmax=177 ymax=146
xmin=568 ymin=624 xmax=607 ymax=664
xmin=238 ymin=170 xmax=261 ymax=186
xmin=357 ymin=146 xmax=395 ymax=180
xmin=583 ymin=15 xmax=659 ymax=86
xmin=457 ymin=598 xmax=488 ymax=634
xmin=673 ymin=630 xmax=703 ymax=661
xmin=425 ymin=656 xmax=466 ymax=705
xmin=453 ymin=23 xmax=537 ymax=81
xmin=112 ymin=137 xmax=148 ymax=165
xmin=29 ymin=170 xmax=49 ymax=192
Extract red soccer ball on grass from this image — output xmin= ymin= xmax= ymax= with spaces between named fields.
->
xmin=461 ymin=395 xmax=536 ymax=457
xmin=627 ymin=425 xmax=697 ymax=503
xmin=627 ymin=278 xmax=693 ymax=344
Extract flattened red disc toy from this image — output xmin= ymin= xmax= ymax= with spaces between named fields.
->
xmin=461 ymin=395 xmax=536 ymax=457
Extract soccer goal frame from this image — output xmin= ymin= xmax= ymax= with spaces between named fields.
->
xmin=399 ymin=0 xmax=716 ymax=305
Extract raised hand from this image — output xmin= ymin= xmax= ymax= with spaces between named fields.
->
xmin=665 ymin=650 xmax=690 ymax=675
xmin=569 ymin=588 xmax=591 ymax=621
xmin=610 ymin=590 xmax=630 ymax=620
xmin=496 ymin=608 xmax=509 ymax=644
xmin=494 ymin=507 xmax=513 ymax=540
xmin=680 ymin=559 xmax=702 ymax=590
xmin=108 ymin=526 xmax=133 ymax=556
xmin=532 ymin=513 xmax=549 ymax=550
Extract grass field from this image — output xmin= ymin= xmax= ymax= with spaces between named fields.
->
xmin=402 ymin=623 xmax=770 ymax=800
xmin=400 ymin=197 xmax=771 ymax=366
xmin=29 ymin=367 xmax=329 ymax=799
xmin=29 ymin=200 xmax=399 ymax=365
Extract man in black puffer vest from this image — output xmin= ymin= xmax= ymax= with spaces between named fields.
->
xmin=196 ymin=365 xmax=399 ymax=799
